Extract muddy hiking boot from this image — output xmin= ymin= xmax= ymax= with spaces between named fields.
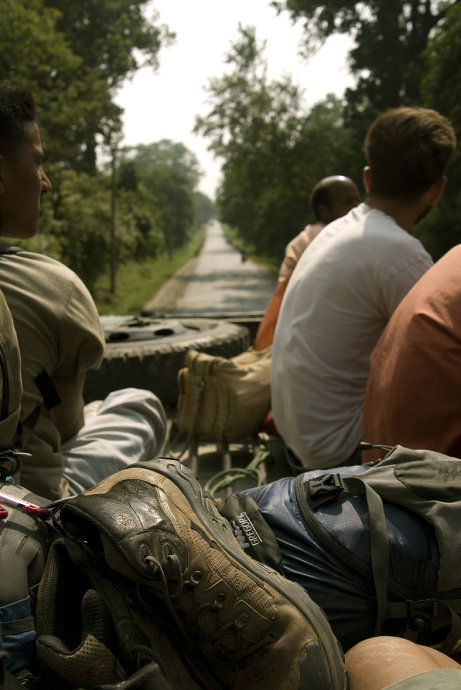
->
xmin=60 ymin=458 xmax=347 ymax=690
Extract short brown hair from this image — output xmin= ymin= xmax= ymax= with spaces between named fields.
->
xmin=0 ymin=84 xmax=36 ymax=158
xmin=365 ymin=106 xmax=456 ymax=201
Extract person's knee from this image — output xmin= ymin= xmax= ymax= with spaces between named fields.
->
xmin=345 ymin=636 xmax=461 ymax=690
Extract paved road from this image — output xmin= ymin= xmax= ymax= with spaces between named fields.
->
xmin=145 ymin=220 xmax=277 ymax=315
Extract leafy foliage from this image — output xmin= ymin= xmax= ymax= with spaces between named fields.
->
xmin=274 ymin=0 xmax=460 ymax=141
xmin=196 ymin=26 xmax=358 ymax=262
xmin=117 ymin=140 xmax=201 ymax=255
xmin=415 ymin=2 xmax=461 ymax=259
xmin=1 ymin=0 xmax=216 ymax=297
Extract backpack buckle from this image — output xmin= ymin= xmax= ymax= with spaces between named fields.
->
xmin=306 ymin=474 xmax=343 ymax=508
xmin=407 ymin=599 xmax=444 ymax=631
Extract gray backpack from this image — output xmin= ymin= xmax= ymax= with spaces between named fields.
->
xmin=296 ymin=445 xmax=461 ymax=656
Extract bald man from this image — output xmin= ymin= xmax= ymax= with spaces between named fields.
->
xmin=278 ymin=176 xmax=360 ymax=283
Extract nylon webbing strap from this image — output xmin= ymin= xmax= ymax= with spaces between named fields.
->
xmin=437 ymin=602 xmax=461 ymax=655
xmin=1 ymin=616 xmax=35 ymax=635
xmin=341 ymin=475 xmax=390 ymax=635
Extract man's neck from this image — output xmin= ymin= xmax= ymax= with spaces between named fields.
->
xmin=365 ymin=196 xmax=418 ymax=231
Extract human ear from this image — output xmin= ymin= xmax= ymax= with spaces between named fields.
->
xmin=317 ymin=203 xmax=331 ymax=224
xmin=427 ymin=176 xmax=447 ymax=207
xmin=362 ymin=166 xmax=372 ymax=193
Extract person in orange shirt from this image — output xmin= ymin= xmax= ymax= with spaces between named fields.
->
xmin=362 ymin=244 xmax=461 ymax=461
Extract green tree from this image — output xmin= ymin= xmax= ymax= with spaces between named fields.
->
xmin=44 ymin=0 xmax=171 ymax=88
xmin=118 ymin=140 xmax=201 ymax=254
xmin=0 ymin=1 xmax=173 ymax=174
xmin=41 ymin=0 xmax=174 ymax=171
xmin=274 ymin=0 xmax=460 ymax=137
xmin=195 ymin=26 xmax=356 ymax=259
xmin=0 ymin=0 xmax=114 ymax=170
xmin=412 ymin=2 xmax=461 ymax=259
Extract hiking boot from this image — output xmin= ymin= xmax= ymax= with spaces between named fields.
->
xmin=35 ymin=537 xmax=200 ymax=689
xmin=60 ymin=458 xmax=347 ymax=690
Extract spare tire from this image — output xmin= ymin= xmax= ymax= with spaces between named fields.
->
xmin=83 ymin=316 xmax=251 ymax=409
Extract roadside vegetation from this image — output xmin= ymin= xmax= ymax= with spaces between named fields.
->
xmin=93 ymin=223 xmax=206 ymax=315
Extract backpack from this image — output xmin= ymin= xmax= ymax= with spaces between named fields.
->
xmin=295 ymin=445 xmax=461 ymax=656
xmin=176 ymin=346 xmax=272 ymax=442
xmin=0 ymin=476 xmax=59 ymax=683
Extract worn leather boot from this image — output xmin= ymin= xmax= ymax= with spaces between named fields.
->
xmin=60 ymin=458 xmax=348 ymax=690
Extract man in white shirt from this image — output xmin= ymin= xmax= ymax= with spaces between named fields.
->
xmin=271 ymin=106 xmax=456 ymax=470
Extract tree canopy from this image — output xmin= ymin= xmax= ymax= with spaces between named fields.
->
xmin=273 ymin=0 xmax=460 ymax=136
xmin=0 ymin=1 xmax=216 ymax=295
xmin=195 ymin=26 xmax=357 ymax=259
xmin=0 ymin=0 xmax=173 ymax=173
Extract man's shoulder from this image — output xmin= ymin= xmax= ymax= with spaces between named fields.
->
xmin=0 ymin=246 xmax=80 ymax=283
xmin=0 ymin=248 xmax=98 ymax=319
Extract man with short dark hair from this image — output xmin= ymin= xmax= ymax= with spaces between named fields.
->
xmin=0 ymin=84 xmax=167 ymax=500
xmin=271 ymin=106 xmax=456 ymax=471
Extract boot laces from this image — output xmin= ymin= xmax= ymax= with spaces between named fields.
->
xmin=143 ymin=552 xmax=278 ymax=659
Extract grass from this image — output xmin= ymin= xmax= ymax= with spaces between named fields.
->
xmin=93 ymin=225 xmax=206 ymax=315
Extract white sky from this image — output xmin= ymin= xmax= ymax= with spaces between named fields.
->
xmin=115 ymin=0 xmax=354 ymax=199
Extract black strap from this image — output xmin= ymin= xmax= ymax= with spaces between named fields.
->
xmin=0 ymin=241 xmax=22 ymax=255
xmin=295 ymin=473 xmax=373 ymax=581
xmin=34 ymin=370 xmax=61 ymax=411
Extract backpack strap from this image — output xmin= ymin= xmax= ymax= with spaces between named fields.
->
xmin=294 ymin=473 xmax=373 ymax=581
xmin=339 ymin=475 xmax=390 ymax=634
xmin=298 ymin=472 xmax=390 ymax=634
xmin=300 ymin=468 xmax=461 ymax=655
xmin=386 ymin=597 xmax=461 ymax=653
xmin=33 ymin=369 xmax=61 ymax=411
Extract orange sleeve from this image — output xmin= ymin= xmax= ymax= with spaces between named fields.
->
xmin=254 ymin=279 xmax=289 ymax=351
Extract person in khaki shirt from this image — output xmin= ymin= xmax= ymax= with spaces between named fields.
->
xmin=0 ymin=84 xmax=166 ymax=500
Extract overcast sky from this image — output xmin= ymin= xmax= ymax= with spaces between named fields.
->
xmin=115 ymin=0 xmax=354 ymax=198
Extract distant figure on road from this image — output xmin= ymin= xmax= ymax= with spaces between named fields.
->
xmin=254 ymin=175 xmax=359 ymax=350
xmin=271 ymin=106 xmax=456 ymax=471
